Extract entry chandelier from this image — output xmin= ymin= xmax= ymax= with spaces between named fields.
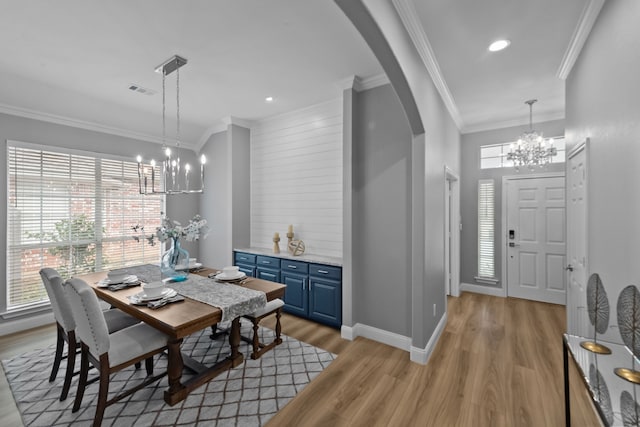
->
xmin=507 ymin=99 xmax=557 ymax=171
xmin=136 ymin=55 xmax=206 ymax=194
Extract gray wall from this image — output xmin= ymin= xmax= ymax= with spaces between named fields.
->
xmin=199 ymin=130 xmax=228 ymax=268
xmin=341 ymin=0 xmax=461 ymax=350
xmin=0 ymin=112 xmax=199 ymax=332
xmin=460 ymin=120 xmax=565 ymax=289
xmin=353 ymin=83 xmax=413 ymax=336
xmin=565 ymin=0 xmax=640 ymax=343
xmin=199 ymin=124 xmax=251 ymax=269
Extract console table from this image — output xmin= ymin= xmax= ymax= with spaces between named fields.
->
xmin=563 ymin=334 xmax=640 ymax=426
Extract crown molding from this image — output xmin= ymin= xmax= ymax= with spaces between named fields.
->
xmin=337 ymin=73 xmax=389 ymax=93
xmin=557 ymin=0 xmax=605 ymax=80
xmin=461 ymin=110 xmax=565 ymax=134
xmin=0 ymin=102 xmax=194 ymax=147
xmin=392 ymin=0 xmax=464 ymax=130
xmin=359 ymin=73 xmax=390 ymax=91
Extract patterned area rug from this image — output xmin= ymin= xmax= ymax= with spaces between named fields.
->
xmin=3 ymin=323 xmax=335 ymax=426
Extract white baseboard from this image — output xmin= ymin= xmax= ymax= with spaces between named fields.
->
xmin=410 ymin=312 xmax=447 ymax=365
xmin=0 ymin=312 xmax=55 ymax=336
xmin=460 ymin=282 xmax=506 ymax=297
xmin=341 ymin=323 xmax=411 ymax=351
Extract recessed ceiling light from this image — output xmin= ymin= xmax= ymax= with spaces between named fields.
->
xmin=488 ymin=39 xmax=510 ymax=52
xmin=265 ymin=96 xmax=274 ymax=103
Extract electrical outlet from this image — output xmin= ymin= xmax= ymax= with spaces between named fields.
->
xmin=433 ymin=303 xmax=437 ymax=317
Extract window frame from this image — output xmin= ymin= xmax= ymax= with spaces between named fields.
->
xmin=477 ymin=179 xmax=496 ymax=281
xmin=4 ymin=140 xmax=165 ymax=316
xmin=480 ymin=136 xmax=566 ymax=170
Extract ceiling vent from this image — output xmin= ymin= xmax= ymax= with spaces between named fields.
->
xmin=128 ymin=84 xmax=157 ymax=96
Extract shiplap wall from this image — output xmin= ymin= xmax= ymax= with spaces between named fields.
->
xmin=250 ymin=98 xmax=343 ymax=257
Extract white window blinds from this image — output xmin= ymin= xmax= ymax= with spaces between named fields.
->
xmin=478 ymin=179 xmax=495 ymax=278
xmin=7 ymin=142 xmax=164 ymax=311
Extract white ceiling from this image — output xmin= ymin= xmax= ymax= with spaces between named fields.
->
xmin=0 ymin=0 xmax=596 ymax=148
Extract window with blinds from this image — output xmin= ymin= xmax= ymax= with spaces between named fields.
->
xmin=477 ymin=179 xmax=495 ymax=278
xmin=7 ymin=142 xmax=164 ymax=311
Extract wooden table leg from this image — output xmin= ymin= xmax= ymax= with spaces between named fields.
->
xmin=164 ymin=337 xmax=185 ymax=405
xmin=228 ymin=317 xmax=244 ymax=368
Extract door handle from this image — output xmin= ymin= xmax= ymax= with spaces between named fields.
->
xmin=508 ymin=242 xmax=520 ymax=247
xmin=566 ymin=265 xmax=574 ymax=272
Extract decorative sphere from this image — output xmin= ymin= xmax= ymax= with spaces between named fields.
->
xmin=288 ymin=240 xmax=305 ymax=256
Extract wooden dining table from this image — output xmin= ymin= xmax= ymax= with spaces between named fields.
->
xmin=78 ymin=267 xmax=286 ymax=406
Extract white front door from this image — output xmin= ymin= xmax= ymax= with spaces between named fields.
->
xmin=566 ymin=141 xmax=589 ymax=334
xmin=506 ymin=175 xmax=567 ymax=304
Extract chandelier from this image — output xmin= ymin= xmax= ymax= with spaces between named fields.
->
xmin=507 ymin=99 xmax=557 ymax=171
xmin=136 ymin=55 xmax=206 ymax=194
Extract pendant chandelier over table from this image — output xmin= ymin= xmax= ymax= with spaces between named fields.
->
xmin=137 ymin=55 xmax=206 ymax=194
xmin=507 ymin=99 xmax=557 ymax=171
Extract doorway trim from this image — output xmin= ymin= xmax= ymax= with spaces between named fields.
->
xmin=501 ymin=171 xmax=566 ymax=298
xmin=444 ymin=166 xmax=460 ymax=297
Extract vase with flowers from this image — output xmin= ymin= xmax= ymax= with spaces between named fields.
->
xmin=134 ymin=213 xmax=209 ymax=280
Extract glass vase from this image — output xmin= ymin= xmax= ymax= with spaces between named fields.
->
xmin=161 ymin=236 xmax=189 ymax=281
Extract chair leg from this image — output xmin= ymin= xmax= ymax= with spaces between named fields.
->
xmin=145 ymin=357 xmax=154 ymax=376
xmin=134 ymin=362 xmax=141 ymax=369
xmin=274 ymin=308 xmax=283 ymax=345
xmin=60 ymin=330 xmax=77 ymax=401
xmin=93 ymin=355 xmax=110 ymax=427
xmin=50 ymin=324 xmax=65 ymax=382
xmin=72 ymin=345 xmax=90 ymax=413
xmin=251 ymin=320 xmax=260 ymax=359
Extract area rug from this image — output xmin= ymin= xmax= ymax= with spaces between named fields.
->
xmin=3 ymin=323 xmax=335 ymax=426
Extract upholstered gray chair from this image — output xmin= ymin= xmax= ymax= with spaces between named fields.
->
xmin=39 ymin=268 xmax=140 ymax=401
xmin=241 ymin=298 xmax=284 ymax=359
xmin=65 ymin=277 xmax=169 ymax=427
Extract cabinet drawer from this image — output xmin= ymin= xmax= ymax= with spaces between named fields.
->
xmin=309 ymin=264 xmax=341 ymax=281
xmin=234 ymin=252 xmax=256 ymax=265
xmin=256 ymin=255 xmax=280 ymax=268
xmin=281 ymin=259 xmax=309 ymax=274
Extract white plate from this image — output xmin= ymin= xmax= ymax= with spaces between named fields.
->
xmin=215 ymin=271 xmax=246 ymax=281
xmin=131 ymin=288 xmax=176 ymax=302
xmin=175 ymin=262 xmax=203 ymax=271
xmin=97 ymin=275 xmax=138 ymax=288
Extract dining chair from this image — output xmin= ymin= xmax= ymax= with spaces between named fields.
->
xmin=39 ymin=268 xmax=140 ymax=401
xmin=241 ymin=298 xmax=284 ymax=359
xmin=64 ymin=277 xmax=169 ymax=427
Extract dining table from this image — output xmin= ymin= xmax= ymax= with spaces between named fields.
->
xmin=76 ymin=265 xmax=286 ymax=406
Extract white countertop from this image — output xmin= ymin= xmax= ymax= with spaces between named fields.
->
xmin=234 ymin=247 xmax=342 ymax=267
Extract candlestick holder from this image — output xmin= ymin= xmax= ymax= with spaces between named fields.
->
xmin=273 ymin=235 xmax=280 ymax=254
xmin=286 ymin=232 xmax=294 ymax=253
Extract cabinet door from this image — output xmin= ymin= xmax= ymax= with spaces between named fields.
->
xmin=309 ymin=277 xmax=341 ymax=327
xmin=237 ymin=264 xmax=255 ymax=277
xmin=257 ymin=267 xmax=280 ymax=283
xmin=281 ymin=271 xmax=307 ymax=316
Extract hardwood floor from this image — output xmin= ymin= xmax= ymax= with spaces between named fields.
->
xmin=1 ymin=293 xmax=601 ymax=426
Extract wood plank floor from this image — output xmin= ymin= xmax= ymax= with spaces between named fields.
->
xmin=1 ymin=293 xmax=601 ymax=426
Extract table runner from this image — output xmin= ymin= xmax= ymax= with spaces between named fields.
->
xmin=166 ymin=274 xmax=266 ymax=321
xmin=109 ymin=265 xmax=267 ymax=321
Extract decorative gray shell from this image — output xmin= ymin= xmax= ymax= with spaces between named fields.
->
xmin=586 ymin=273 xmax=610 ymax=334
xmin=589 ymin=364 xmax=613 ymax=425
xmin=617 ymin=285 xmax=640 ymax=358
xmin=621 ymin=390 xmax=640 ymax=427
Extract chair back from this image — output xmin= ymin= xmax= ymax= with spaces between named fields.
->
xmin=40 ymin=268 xmax=76 ymax=332
xmin=64 ymin=278 xmax=111 ymax=357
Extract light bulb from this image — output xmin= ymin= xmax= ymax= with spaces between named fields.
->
xmin=185 ymin=163 xmax=191 ymax=172
xmin=136 ymin=155 xmax=142 ymax=163
xmin=165 ymin=148 xmax=171 ymax=157
xmin=150 ymin=159 xmax=156 ymax=167
xmin=200 ymin=154 xmax=207 ymax=165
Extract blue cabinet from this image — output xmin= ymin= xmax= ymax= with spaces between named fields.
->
xmin=281 ymin=260 xmax=309 ymax=317
xmin=233 ymin=251 xmax=342 ymax=328
xmin=234 ymin=252 xmax=256 ymax=277
xmin=308 ymin=264 xmax=342 ymax=327
xmin=256 ymin=255 xmax=280 ymax=282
